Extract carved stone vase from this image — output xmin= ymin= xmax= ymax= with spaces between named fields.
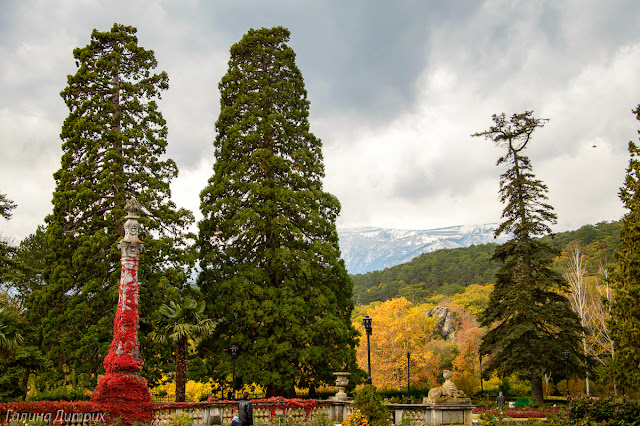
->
xmin=332 ymin=372 xmax=351 ymax=401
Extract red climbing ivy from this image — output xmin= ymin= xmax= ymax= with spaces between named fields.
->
xmin=252 ymin=397 xmax=321 ymax=420
xmin=92 ymin=258 xmax=154 ymax=425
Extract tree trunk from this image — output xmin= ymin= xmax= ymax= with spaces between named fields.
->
xmin=175 ymin=336 xmax=188 ymax=402
xmin=531 ymin=376 xmax=544 ymax=406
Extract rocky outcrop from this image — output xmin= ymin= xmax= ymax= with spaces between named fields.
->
xmin=425 ymin=306 xmax=456 ymax=340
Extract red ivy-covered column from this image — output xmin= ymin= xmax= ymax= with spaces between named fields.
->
xmin=92 ymin=197 xmax=154 ymax=424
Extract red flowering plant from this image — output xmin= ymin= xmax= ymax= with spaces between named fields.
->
xmin=472 ymin=406 xmax=558 ymax=419
xmin=503 ymin=409 xmax=547 ymax=418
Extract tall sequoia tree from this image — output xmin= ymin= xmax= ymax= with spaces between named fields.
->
xmin=473 ymin=112 xmax=583 ymax=404
xmin=610 ymin=104 xmax=640 ymax=391
xmin=28 ymin=24 xmax=194 ymax=388
xmin=197 ymin=27 xmax=358 ymax=396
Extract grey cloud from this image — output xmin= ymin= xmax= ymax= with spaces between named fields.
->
xmin=3 ymin=0 xmax=640 ymax=240
xmin=390 ymin=145 xmax=496 ymax=203
xmin=171 ymin=1 xmax=485 ymax=127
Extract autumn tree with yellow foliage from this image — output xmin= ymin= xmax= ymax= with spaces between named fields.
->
xmin=355 ymin=298 xmax=442 ymax=390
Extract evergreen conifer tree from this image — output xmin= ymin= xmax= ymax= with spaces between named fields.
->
xmin=197 ymin=27 xmax=358 ymax=396
xmin=29 ymin=24 xmax=194 ymax=387
xmin=0 ymin=192 xmax=17 ymax=287
xmin=0 ymin=193 xmax=16 ymax=221
xmin=473 ymin=112 xmax=583 ymax=404
xmin=610 ymin=104 xmax=640 ymax=391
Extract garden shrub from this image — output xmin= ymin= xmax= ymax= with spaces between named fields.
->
xmin=375 ymin=385 xmax=431 ymax=403
xmin=311 ymin=412 xmax=333 ymax=426
xmin=563 ymin=395 xmax=640 ymax=425
xmin=8 ymin=420 xmax=50 ymax=426
xmin=168 ymin=412 xmax=194 ymax=426
xmin=352 ymin=385 xmax=389 ymax=426
xmin=27 ymin=385 xmax=89 ymax=401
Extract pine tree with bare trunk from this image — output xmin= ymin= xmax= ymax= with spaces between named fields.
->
xmin=473 ymin=112 xmax=583 ymax=405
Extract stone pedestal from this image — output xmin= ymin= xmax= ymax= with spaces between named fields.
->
xmin=326 ymin=401 xmax=351 ymax=423
xmin=423 ymin=398 xmax=474 ymax=426
xmin=329 ymin=372 xmax=351 ymax=401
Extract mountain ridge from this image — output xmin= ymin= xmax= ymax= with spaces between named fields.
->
xmin=338 ymin=223 xmax=511 ymax=275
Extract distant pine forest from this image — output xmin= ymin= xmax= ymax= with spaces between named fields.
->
xmin=351 ymin=220 xmax=622 ymax=305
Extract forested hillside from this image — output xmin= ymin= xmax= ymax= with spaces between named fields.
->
xmin=352 ymin=221 xmax=622 ymax=305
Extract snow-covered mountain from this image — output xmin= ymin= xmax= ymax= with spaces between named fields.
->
xmin=338 ymin=224 xmax=511 ymax=275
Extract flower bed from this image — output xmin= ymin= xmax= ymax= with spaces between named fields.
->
xmin=472 ymin=406 xmax=559 ymax=419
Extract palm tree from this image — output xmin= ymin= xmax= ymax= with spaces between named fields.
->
xmin=0 ymin=306 xmax=23 ymax=359
xmin=149 ymin=298 xmax=215 ymax=402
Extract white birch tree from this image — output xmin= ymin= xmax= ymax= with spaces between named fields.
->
xmin=563 ymin=247 xmax=617 ymax=395
xmin=563 ymin=245 xmax=592 ymax=394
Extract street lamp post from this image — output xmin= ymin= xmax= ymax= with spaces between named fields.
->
xmin=363 ymin=315 xmax=373 ymax=385
xmin=231 ymin=345 xmax=238 ymax=400
xmin=564 ymin=351 xmax=570 ymax=397
xmin=407 ymin=351 xmax=411 ymax=403
xmin=479 ymin=355 xmax=484 ymax=398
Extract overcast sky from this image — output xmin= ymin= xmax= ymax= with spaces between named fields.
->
xmin=1 ymin=0 xmax=639 ymax=242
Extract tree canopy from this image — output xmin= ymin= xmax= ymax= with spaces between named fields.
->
xmin=28 ymin=23 xmax=194 ymax=389
xmin=0 ymin=193 xmax=16 ymax=221
xmin=197 ymin=26 xmax=358 ymax=396
xmin=0 ymin=192 xmax=17 ymax=294
xmin=352 ymin=243 xmax=499 ymax=304
xmin=350 ymin=220 xmax=620 ymax=306
xmin=610 ymin=103 xmax=640 ymax=391
xmin=473 ymin=112 xmax=583 ymax=405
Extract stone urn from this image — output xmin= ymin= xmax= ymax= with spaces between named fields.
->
xmin=332 ymin=372 xmax=351 ymax=401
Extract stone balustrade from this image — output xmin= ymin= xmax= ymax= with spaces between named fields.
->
xmin=0 ymin=400 xmax=472 ymax=426
xmin=151 ymin=401 xmax=342 ymax=426
xmin=151 ymin=400 xmax=473 ymax=426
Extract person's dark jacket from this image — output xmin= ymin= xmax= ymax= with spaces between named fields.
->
xmin=238 ymin=398 xmax=253 ymax=426
xmin=496 ymin=393 xmax=506 ymax=408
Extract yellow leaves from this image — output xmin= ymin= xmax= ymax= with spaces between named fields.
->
xmin=450 ymin=284 xmax=493 ymax=316
xmin=355 ymin=297 xmax=491 ymax=392
xmin=451 ymin=325 xmax=483 ymax=395
xmin=150 ymin=377 xmax=266 ymax=402
xmin=355 ymin=298 xmax=439 ymax=390
xmin=150 ymin=378 xmax=211 ymax=402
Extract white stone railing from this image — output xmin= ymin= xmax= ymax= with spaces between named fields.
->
xmin=150 ymin=401 xmax=472 ymax=426
xmin=151 ymin=401 xmax=343 ymax=426
xmin=0 ymin=400 xmax=472 ymax=426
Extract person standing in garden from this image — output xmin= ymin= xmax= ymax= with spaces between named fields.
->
xmin=496 ymin=391 xmax=506 ymax=411
xmin=238 ymin=392 xmax=253 ymax=426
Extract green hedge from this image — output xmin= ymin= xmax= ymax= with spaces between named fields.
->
xmin=26 ymin=386 xmax=90 ymax=402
